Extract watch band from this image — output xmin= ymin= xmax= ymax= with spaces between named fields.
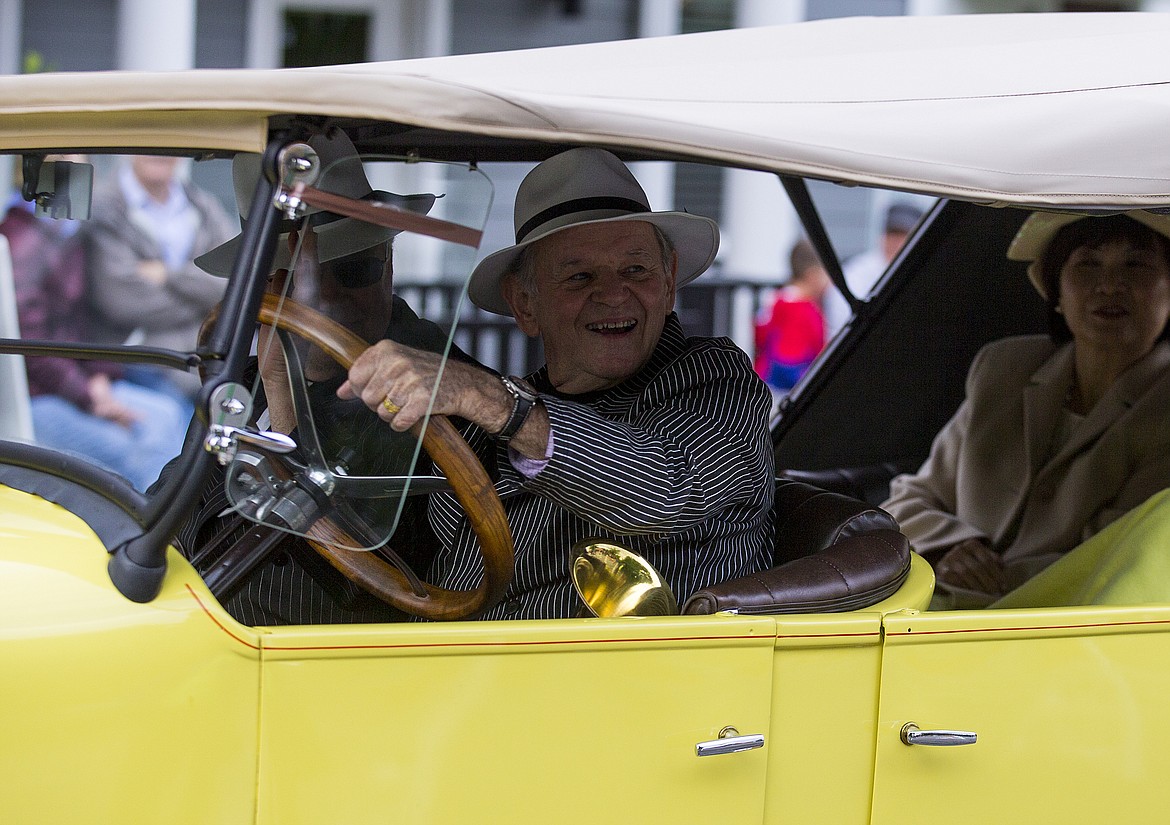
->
xmin=495 ymin=375 xmax=538 ymax=445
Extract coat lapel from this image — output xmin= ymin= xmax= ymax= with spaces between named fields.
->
xmin=1045 ymin=341 xmax=1170 ymax=471
xmin=1021 ymin=344 xmax=1074 ymax=479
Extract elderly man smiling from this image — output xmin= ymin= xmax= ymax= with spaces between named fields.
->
xmin=341 ymin=148 xmax=775 ymax=620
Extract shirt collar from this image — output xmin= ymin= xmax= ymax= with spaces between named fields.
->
xmin=118 ymin=162 xmax=187 ymax=213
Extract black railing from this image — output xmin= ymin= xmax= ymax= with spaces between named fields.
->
xmin=397 ymin=277 xmax=775 ymax=376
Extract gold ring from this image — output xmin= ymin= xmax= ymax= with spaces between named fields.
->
xmin=381 ymin=396 xmax=401 ymax=415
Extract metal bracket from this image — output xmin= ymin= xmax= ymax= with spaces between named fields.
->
xmin=273 ymin=142 xmax=320 ymax=219
xmin=203 ymin=383 xmax=296 ymax=465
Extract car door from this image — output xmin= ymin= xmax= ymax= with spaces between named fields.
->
xmin=255 ymin=613 xmax=777 ymax=825
xmin=871 ymin=605 xmax=1170 ymax=824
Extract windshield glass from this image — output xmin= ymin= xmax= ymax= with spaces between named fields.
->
xmin=220 ymin=151 xmax=492 ymax=551
xmin=0 ymin=151 xmax=235 ymax=491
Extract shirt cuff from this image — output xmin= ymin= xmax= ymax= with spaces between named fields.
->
xmin=508 ymin=428 xmax=555 ymax=479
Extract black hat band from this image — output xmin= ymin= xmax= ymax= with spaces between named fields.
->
xmin=516 ymin=196 xmax=649 ymax=243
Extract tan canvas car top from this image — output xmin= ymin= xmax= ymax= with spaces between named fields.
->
xmin=1 ymin=12 xmax=1168 ymax=207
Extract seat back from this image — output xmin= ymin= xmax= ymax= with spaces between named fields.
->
xmin=780 ymin=462 xmax=909 ymax=507
xmin=682 ymin=477 xmax=910 ymax=615
xmin=0 ymin=235 xmax=34 ymax=442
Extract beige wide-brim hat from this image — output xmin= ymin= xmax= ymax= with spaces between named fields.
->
xmin=467 ymin=147 xmax=719 ymax=316
xmin=1007 ymin=210 xmax=1170 ymax=300
xmin=195 ymin=127 xmax=435 ymax=277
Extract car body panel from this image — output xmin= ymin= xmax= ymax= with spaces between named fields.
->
xmin=256 ymin=616 xmax=776 ymax=824
xmin=0 ymin=484 xmax=941 ymax=825
xmin=872 ymin=606 xmax=1170 ymax=824
xmin=256 ymin=558 xmax=932 ymax=825
xmin=0 ymin=486 xmax=261 ymax=825
xmin=759 ymin=557 xmax=931 ymax=824
xmin=764 ymin=614 xmax=884 ymax=824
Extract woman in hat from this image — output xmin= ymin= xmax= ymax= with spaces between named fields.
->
xmin=882 ymin=212 xmax=1170 ymax=607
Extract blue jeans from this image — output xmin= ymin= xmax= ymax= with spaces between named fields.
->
xmin=124 ymin=364 xmax=197 ymax=423
xmin=30 ymin=380 xmax=187 ymax=491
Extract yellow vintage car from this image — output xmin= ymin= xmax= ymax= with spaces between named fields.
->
xmin=3 ymin=13 xmax=1170 ymax=825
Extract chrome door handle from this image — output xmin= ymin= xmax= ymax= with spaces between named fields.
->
xmin=900 ymin=722 xmax=977 ymax=747
xmin=695 ymin=726 xmax=765 ymax=757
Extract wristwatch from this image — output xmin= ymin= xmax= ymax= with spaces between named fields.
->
xmin=495 ymin=375 xmax=538 ymax=445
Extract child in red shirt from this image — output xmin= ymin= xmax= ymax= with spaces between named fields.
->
xmin=754 ymin=238 xmax=829 ymax=393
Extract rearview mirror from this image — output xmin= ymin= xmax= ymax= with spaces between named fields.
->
xmin=22 ymin=156 xmax=93 ymax=220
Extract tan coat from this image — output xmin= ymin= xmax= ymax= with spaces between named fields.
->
xmin=883 ymin=335 xmax=1170 ymax=591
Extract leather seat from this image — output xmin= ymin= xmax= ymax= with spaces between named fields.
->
xmin=780 ymin=462 xmax=909 ymax=507
xmin=682 ymin=477 xmax=910 ymax=615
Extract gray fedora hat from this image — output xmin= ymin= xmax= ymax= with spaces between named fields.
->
xmin=195 ymin=127 xmax=435 ymax=277
xmin=467 ymin=148 xmax=719 ymax=316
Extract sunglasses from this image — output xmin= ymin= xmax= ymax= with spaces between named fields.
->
xmin=328 ymin=255 xmax=386 ymax=289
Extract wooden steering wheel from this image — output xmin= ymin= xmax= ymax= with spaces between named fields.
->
xmin=223 ymin=294 xmax=514 ymax=620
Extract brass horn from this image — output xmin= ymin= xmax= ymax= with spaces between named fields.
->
xmin=570 ymin=539 xmax=679 ymax=618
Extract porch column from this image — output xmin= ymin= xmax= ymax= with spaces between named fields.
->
xmin=416 ymin=0 xmax=453 ymax=57
xmin=0 ymin=0 xmax=21 ymax=75
xmin=905 ymin=0 xmax=971 ymax=13
xmin=632 ymin=0 xmax=683 ymax=210
xmin=118 ymin=0 xmax=196 ymax=71
xmin=0 ymin=0 xmax=22 ymax=196
xmin=720 ymin=0 xmax=806 ymax=350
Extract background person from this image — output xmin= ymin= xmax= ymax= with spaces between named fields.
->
xmin=2 ymin=163 xmax=185 ymax=491
xmin=823 ymin=202 xmax=924 ymax=336
xmin=339 ymin=148 xmax=775 ymax=621
xmin=754 ymin=237 xmax=830 ymax=399
xmin=83 ymin=154 xmax=236 ymax=416
xmin=882 ymin=212 xmax=1170 ymax=607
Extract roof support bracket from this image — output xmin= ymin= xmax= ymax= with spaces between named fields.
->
xmin=779 ymin=175 xmax=859 ymax=312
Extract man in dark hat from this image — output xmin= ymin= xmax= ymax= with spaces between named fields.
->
xmin=340 ymin=148 xmax=775 ymax=620
xmin=173 ymin=128 xmax=450 ymax=626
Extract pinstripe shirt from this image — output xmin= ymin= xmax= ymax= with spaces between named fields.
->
xmin=426 ymin=312 xmax=775 ymax=620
